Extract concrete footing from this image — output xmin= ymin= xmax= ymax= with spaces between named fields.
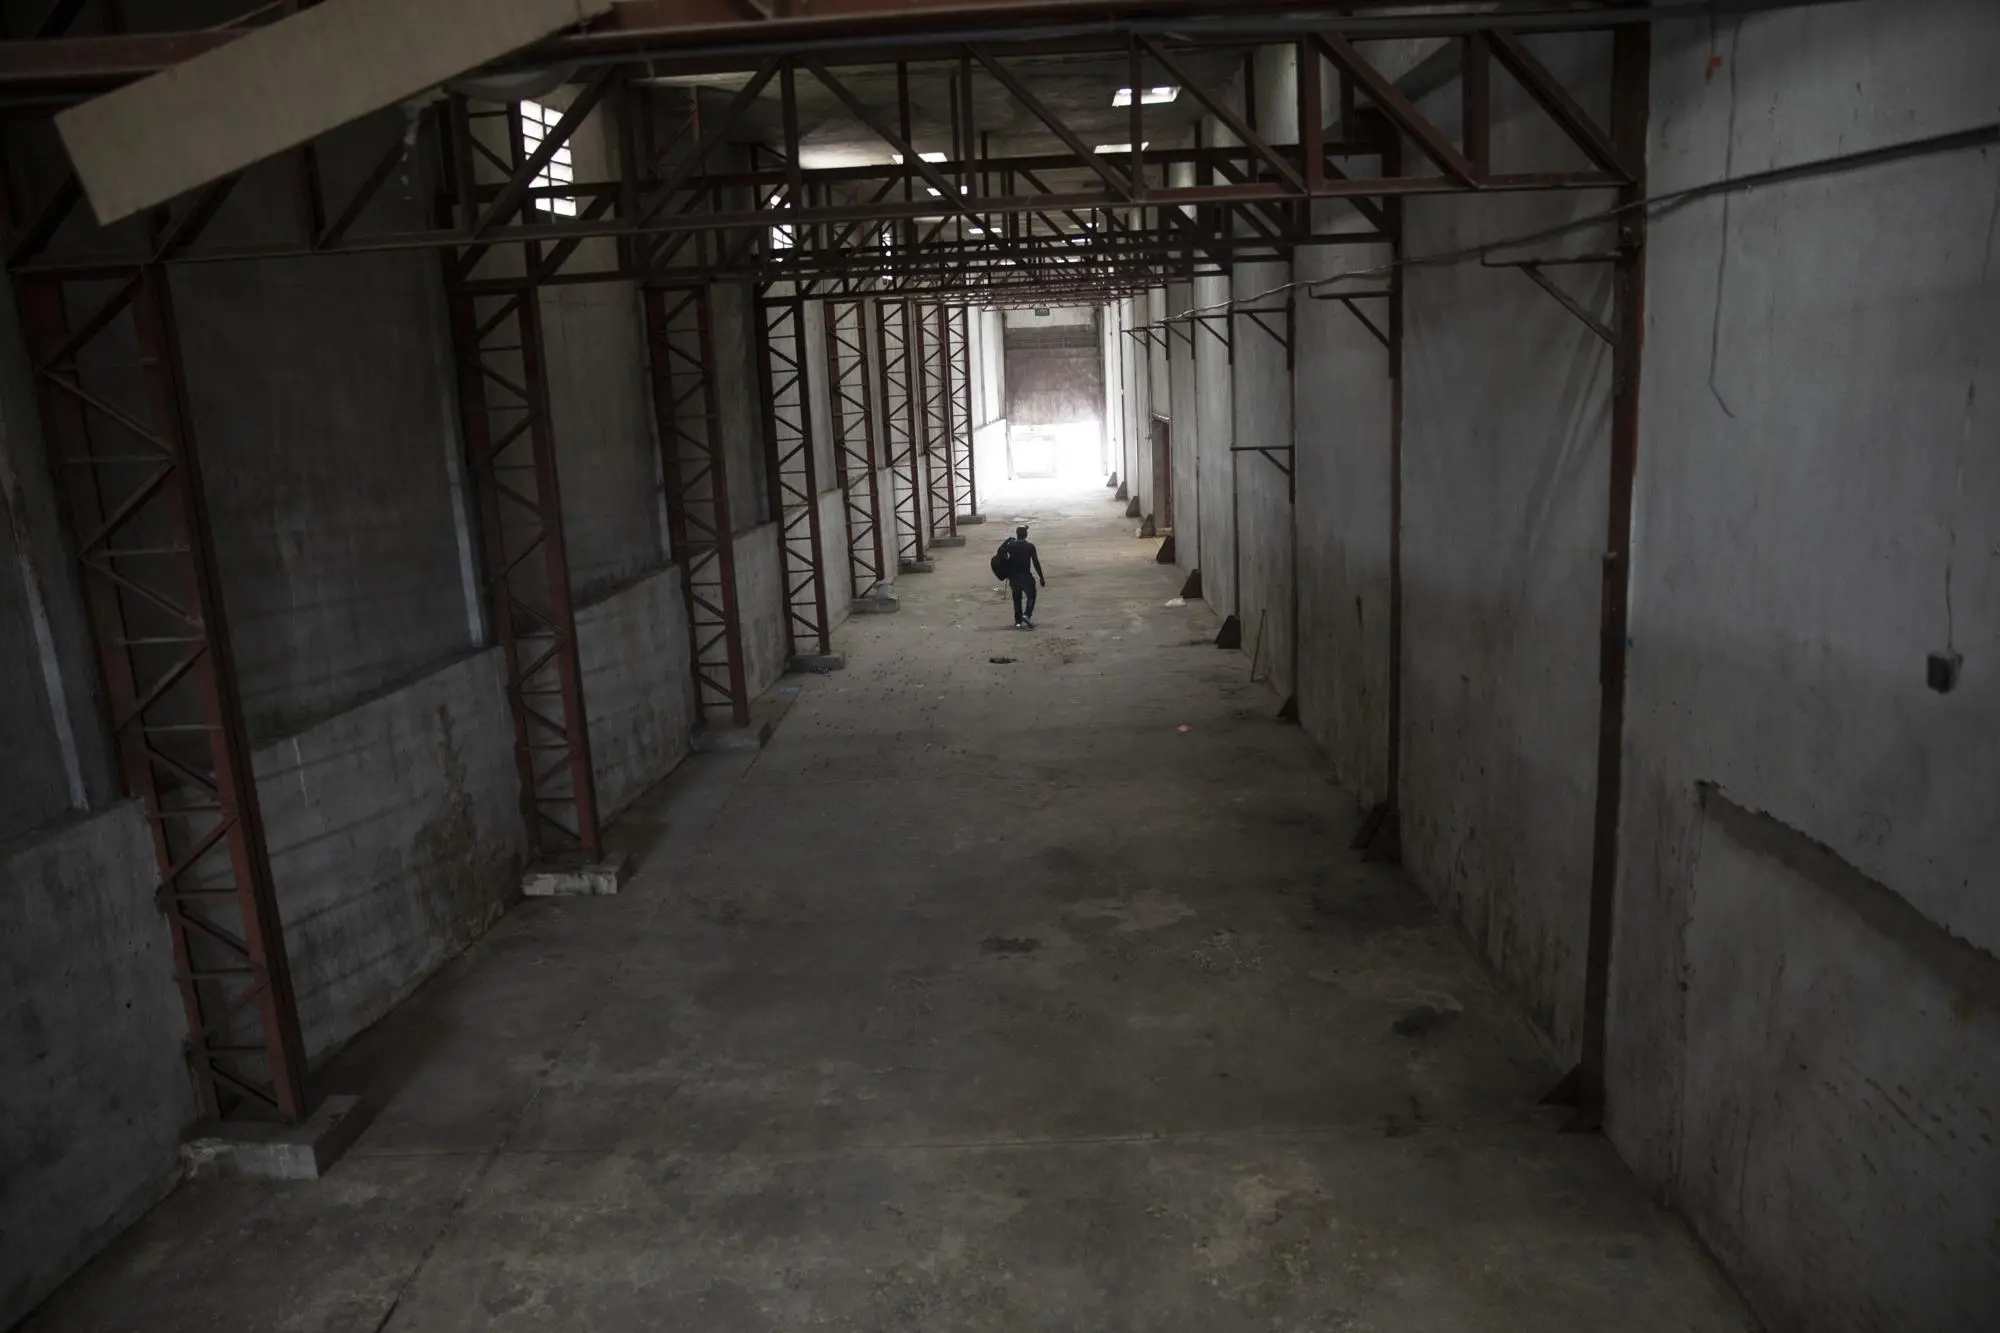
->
xmin=957 ymin=513 xmax=986 ymax=525
xmin=1125 ymin=496 xmax=1143 ymax=519
xmin=900 ymin=558 xmax=936 ymax=574
xmin=789 ymin=652 xmax=847 ymax=673
xmin=1114 ymin=481 xmax=1130 ymax=501
xmin=851 ymin=587 xmax=901 ymax=615
xmin=1180 ymin=568 xmax=1203 ymax=600
xmin=1138 ymin=513 xmax=1157 ymax=537
xmin=523 ymin=853 xmax=631 ymax=897
xmin=180 ymin=1095 xmax=370 ymax=1182
xmin=1156 ymin=535 xmax=1177 ymax=564
xmin=1105 ymin=472 xmax=1119 ymax=488
xmin=692 ymin=719 xmax=775 ymax=753
xmin=1215 ymin=614 xmax=1243 ymax=650
xmin=930 ymin=535 xmax=967 ymax=548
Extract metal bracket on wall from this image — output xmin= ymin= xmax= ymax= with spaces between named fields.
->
xmin=1481 ymin=254 xmax=1621 ymax=346
xmin=1228 ymin=300 xmax=1296 ymax=370
xmin=1308 ymin=288 xmax=1395 ymax=349
xmin=1190 ymin=311 xmax=1231 ymax=356
xmin=1229 ymin=443 xmax=1295 ymax=479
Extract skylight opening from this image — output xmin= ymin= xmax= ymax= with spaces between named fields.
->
xmin=1112 ymin=86 xmax=1180 ymax=107
xmin=520 ymin=99 xmax=578 ymax=217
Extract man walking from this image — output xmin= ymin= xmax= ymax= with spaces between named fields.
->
xmin=1000 ymin=524 xmax=1046 ymax=629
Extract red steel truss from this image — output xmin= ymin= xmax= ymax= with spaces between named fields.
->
xmin=825 ymin=295 xmax=890 ymax=599
xmin=756 ymin=292 xmax=833 ymax=655
xmin=917 ymin=302 xmax=959 ymax=544
xmin=16 ymin=265 xmax=310 ymax=1123
xmin=874 ymin=297 xmax=928 ymax=569
xmin=442 ymin=270 xmax=604 ymax=865
xmin=645 ymin=283 xmax=751 ymax=727
xmin=944 ymin=303 xmax=978 ymax=521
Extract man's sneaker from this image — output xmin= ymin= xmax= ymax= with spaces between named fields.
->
xmin=1022 ymin=618 xmax=1035 ymax=629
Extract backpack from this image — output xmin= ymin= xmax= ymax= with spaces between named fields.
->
xmin=990 ymin=538 xmax=1016 ymax=582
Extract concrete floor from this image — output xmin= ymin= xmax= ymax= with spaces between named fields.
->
xmin=25 ymin=479 xmax=1755 ymax=1332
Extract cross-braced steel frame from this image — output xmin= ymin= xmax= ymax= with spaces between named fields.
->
xmin=442 ymin=277 xmax=604 ymax=865
xmin=756 ymin=292 xmax=833 ymax=655
xmin=825 ymin=295 xmax=889 ymax=598
xmin=439 ymin=97 xmax=604 ymax=868
xmin=3 ymin=0 xmax=1676 ymax=1132
xmin=17 ymin=265 xmax=310 ymax=1124
xmin=943 ymin=304 xmax=977 ymax=521
xmin=646 ymin=283 xmax=751 ymax=727
xmin=917 ymin=302 xmax=959 ymax=544
xmin=874 ymin=297 xmax=928 ymax=568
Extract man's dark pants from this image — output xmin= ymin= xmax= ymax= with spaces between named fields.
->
xmin=1010 ymin=573 xmax=1038 ymax=622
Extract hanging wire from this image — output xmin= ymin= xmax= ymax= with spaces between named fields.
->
xmin=1157 ymin=122 xmax=2000 ymax=324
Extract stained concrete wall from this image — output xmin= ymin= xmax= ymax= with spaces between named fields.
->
xmin=1397 ymin=35 xmax=1616 ymax=1060
xmin=1166 ymin=282 xmax=1201 ymax=570
xmin=543 ymin=281 xmax=667 ymax=599
xmin=1293 ymin=231 xmax=1394 ymax=806
xmin=0 ymin=94 xmax=718 ymax=1326
xmin=254 ymin=650 xmax=523 ymax=1060
xmin=1604 ymin=9 xmax=2000 ymax=1331
xmin=1230 ymin=262 xmax=1296 ymax=700
xmin=1152 ymin=13 xmax=1998 ymax=1328
xmin=577 ymin=568 xmax=698 ymax=818
xmin=1192 ymin=272 xmax=1235 ymax=614
xmin=1 ymin=802 xmax=190 ymax=1331
xmin=167 ymin=112 xmax=480 ymax=743
xmin=1003 ymin=325 xmax=1104 ymax=428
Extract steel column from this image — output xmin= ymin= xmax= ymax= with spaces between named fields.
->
xmin=825 ymin=295 xmax=889 ymax=597
xmin=644 ymin=283 xmax=751 ymax=727
xmin=875 ymin=296 xmax=927 ymax=567
xmin=944 ymin=303 xmax=977 ymax=521
xmin=1567 ymin=22 xmax=1652 ymax=1131
xmin=17 ymin=265 xmax=310 ymax=1124
xmin=756 ymin=291 xmax=833 ymax=654
xmin=918 ymin=302 xmax=959 ymax=542
xmin=443 ymin=277 xmax=604 ymax=864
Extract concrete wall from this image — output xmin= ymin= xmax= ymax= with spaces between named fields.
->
xmin=1229 ymin=262 xmax=1296 ymax=699
xmin=0 ymin=92 xmax=719 ymax=1324
xmin=254 ymin=651 xmax=523 ymax=1060
xmin=1192 ymin=273 xmax=1235 ymax=613
xmin=1152 ymin=11 xmax=2000 ymax=1328
xmin=577 ymin=567 xmax=698 ymax=818
xmin=1 ymin=803 xmax=189 ymax=1331
xmin=170 ymin=113 xmax=480 ymax=743
xmin=543 ymin=281 xmax=666 ymax=600
xmin=1294 ymin=231 xmax=1394 ymax=806
xmin=1605 ymin=9 xmax=2000 ymax=1331
xmin=1003 ymin=321 xmax=1104 ymax=428
xmin=1166 ymin=282 xmax=1201 ymax=566
xmin=1397 ymin=36 xmax=1616 ymax=1059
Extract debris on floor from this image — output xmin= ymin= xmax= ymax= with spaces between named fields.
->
xmin=990 ymin=656 xmax=1017 ymax=664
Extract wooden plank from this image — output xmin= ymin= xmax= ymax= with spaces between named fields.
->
xmin=56 ymin=0 xmax=612 ymax=225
